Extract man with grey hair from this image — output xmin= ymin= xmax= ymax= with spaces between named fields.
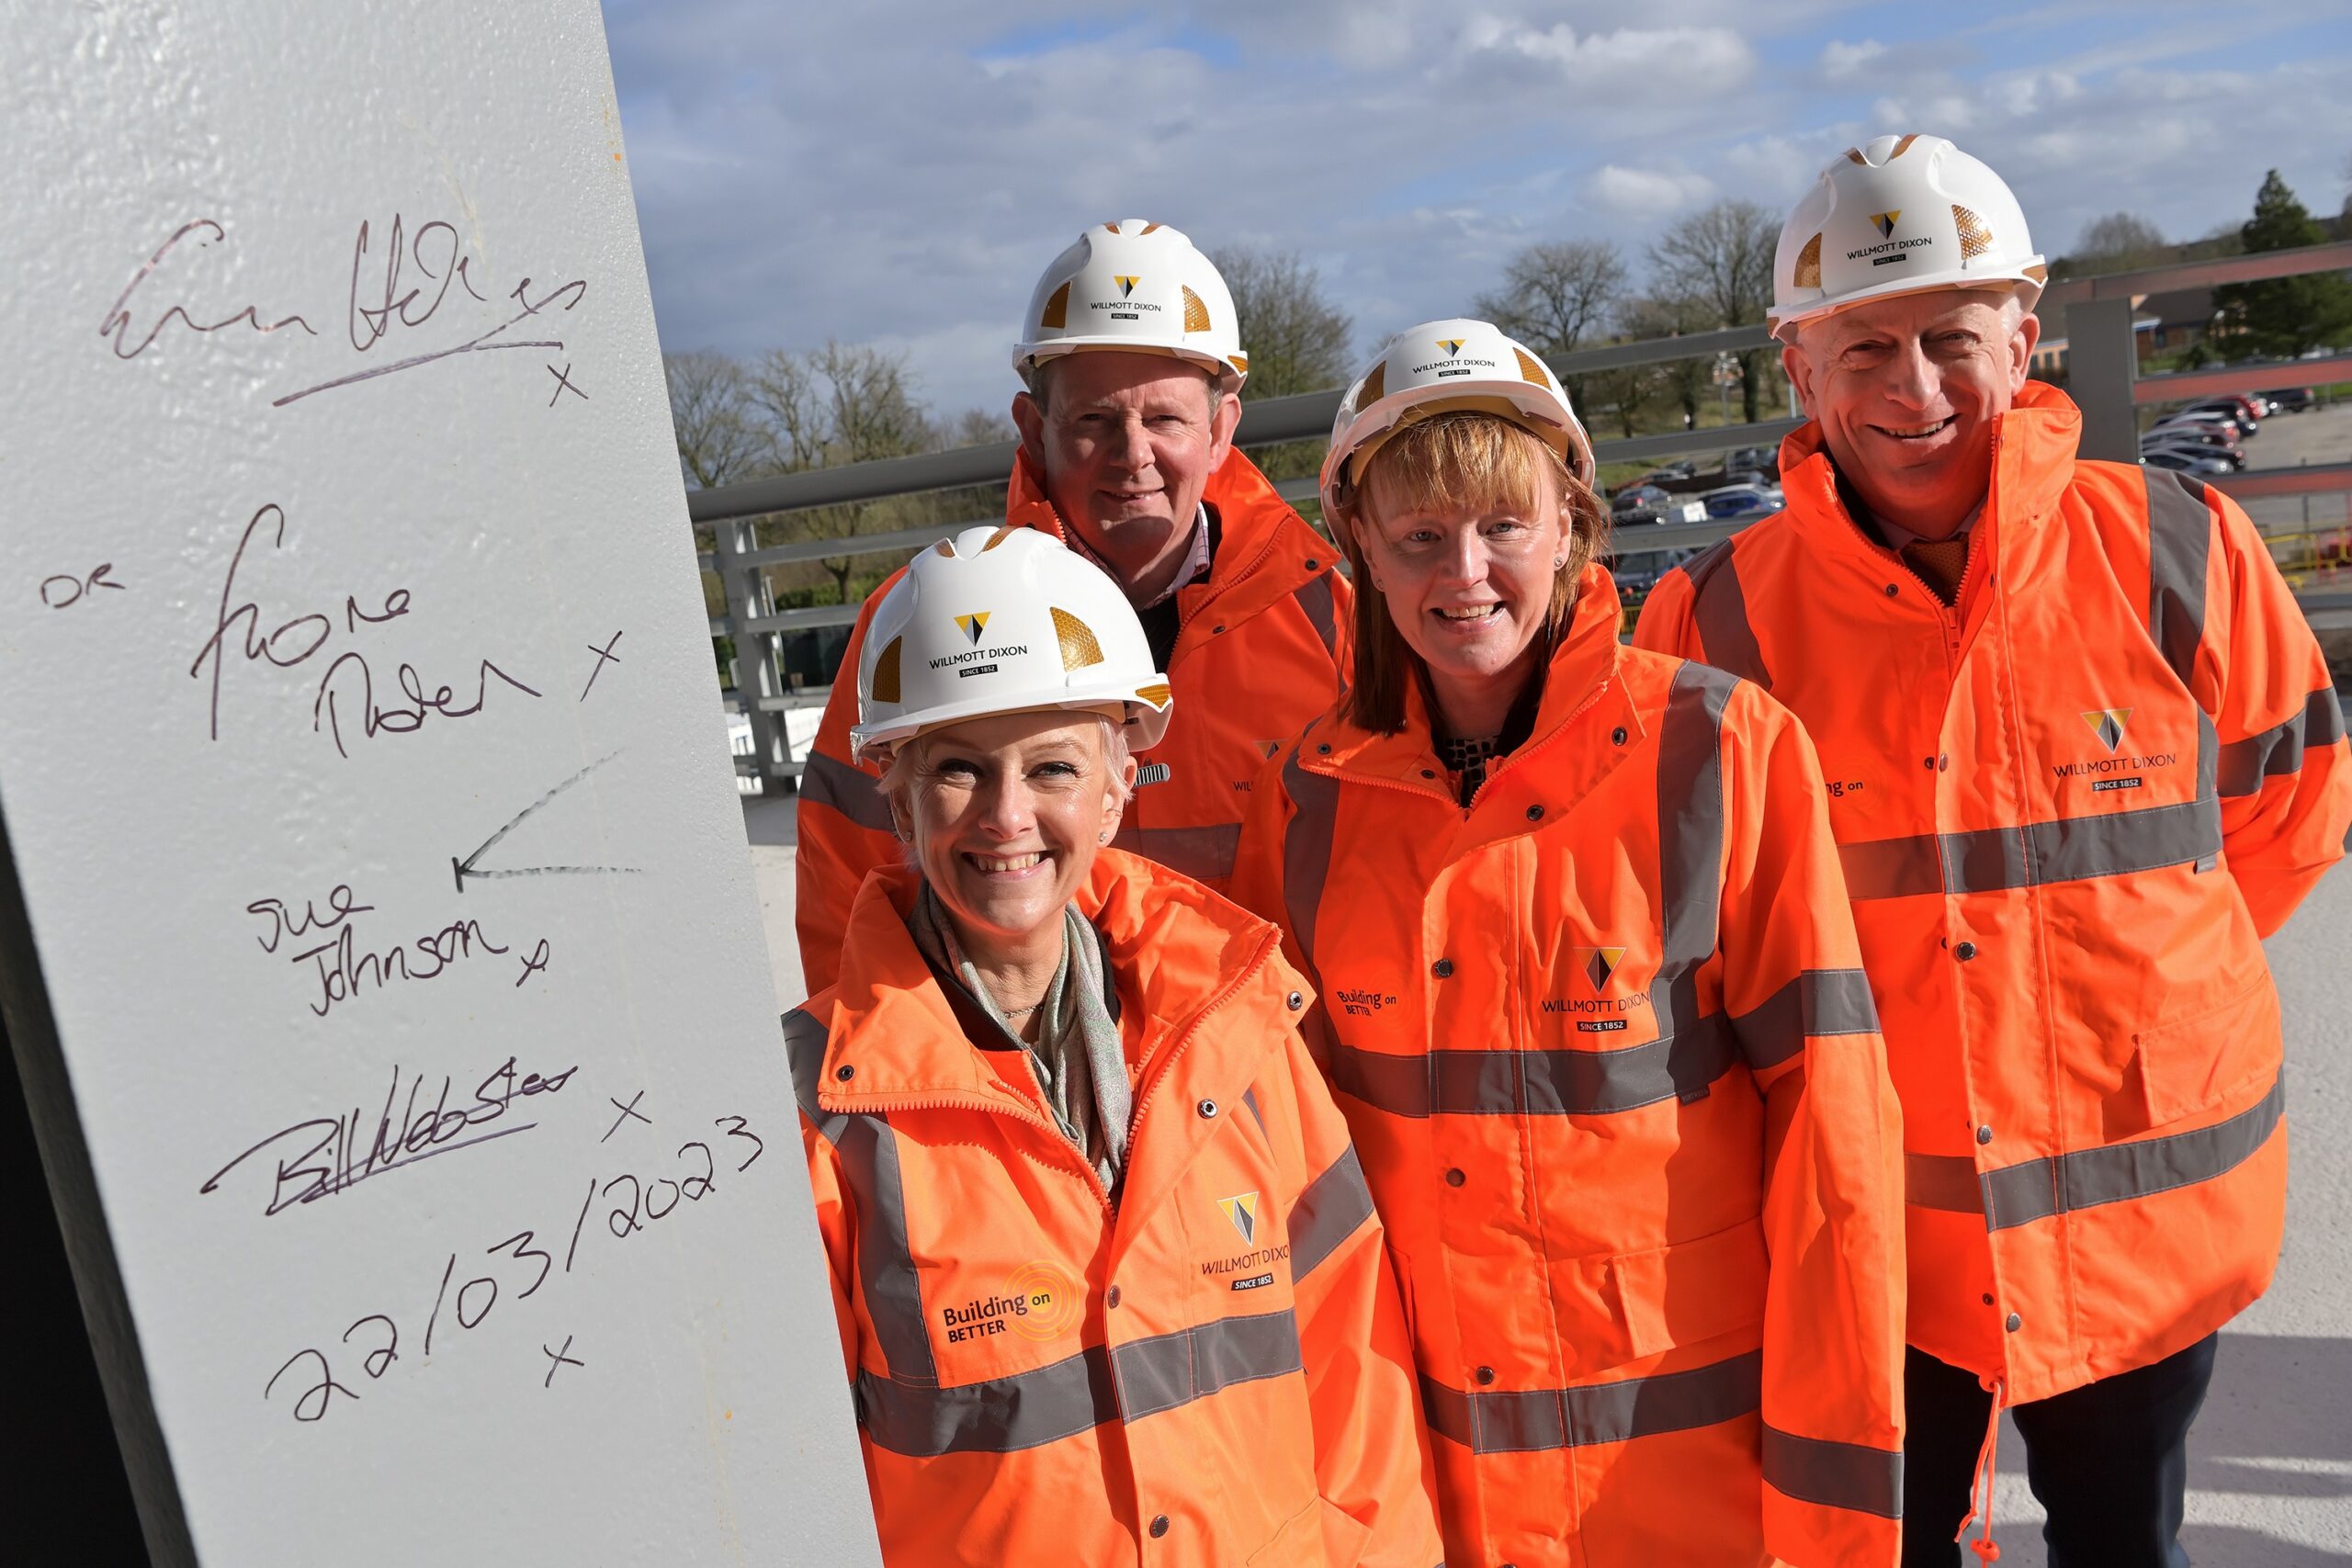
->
xmin=1638 ymin=134 xmax=2349 ymax=1565
xmin=795 ymin=219 xmax=1351 ymax=994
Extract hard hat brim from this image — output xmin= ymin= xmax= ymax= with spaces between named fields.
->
xmin=851 ymin=687 xmax=1174 ymax=765
xmin=1012 ymin=339 xmax=1247 ymax=395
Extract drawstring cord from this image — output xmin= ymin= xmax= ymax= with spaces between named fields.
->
xmin=1953 ymin=1376 xmax=2006 ymax=1562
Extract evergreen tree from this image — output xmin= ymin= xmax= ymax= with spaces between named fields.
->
xmin=2211 ymin=171 xmax=2352 ymax=358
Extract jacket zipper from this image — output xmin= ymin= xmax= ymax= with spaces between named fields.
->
xmin=826 ymin=931 xmax=1284 ymax=1221
xmin=1173 ymin=517 xmax=1284 ymax=647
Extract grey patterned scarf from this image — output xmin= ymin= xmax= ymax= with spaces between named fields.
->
xmin=909 ymin=885 xmax=1132 ymax=1191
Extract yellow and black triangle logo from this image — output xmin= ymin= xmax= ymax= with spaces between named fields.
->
xmin=2081 ymin=707 xmax=2132 ymax=754
xmin=955 ymin=611 xmax=990 ymax=646
xmin=1870 ymin=210 xmax=1901 ymax=239
xmin=1438 ymin=338 xmax=1465 ymax=356
xmin=1218 ymin=1191 xmax=1260 ymax=1243
xmin=1578 ymin=945 xmax=1628 ymax=992
xmin=1114 ymin=275 xmax=1140 ymax=299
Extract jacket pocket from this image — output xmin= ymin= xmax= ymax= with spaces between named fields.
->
xmin=2132 ymin=970 xmax=2281 ymax=1130
xmin=1600 ymin=1216 xmax=1770 ymax=1366
xmin=1246 ymin=1496 xmax=1333 ymax=1567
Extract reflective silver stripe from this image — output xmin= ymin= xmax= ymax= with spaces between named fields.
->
xmin=858 ymin=1346 xmax=1115 ymax=1457
xmin=2145 ymin=469 xmax=2212 ymax=690
xmin=1839 ymin=795 xmax=2223 ymax=902
xmin=1762 ymin=1425 xmax=1903 ymax=1519
xmin=2221 ymin=687 xmax=2347 ymax=797
xmin=1114 ymin=1309 xmax=1304 ymax=1421
xmin=1982 ymin=1070 xmax=2284 ymax=1231
xmin=1326 ymin=1021 xmax=1743 ymax=1118
xmin=1287 ymin=1145 xmax=1374 ymax=1280
xmin=1678 ymin=539 xmax=1774 ymax=692
xmin=1903 ymin=1073 xmax=2285 ymax=1224
xmin=1731 ymin=967 xmax=1880 ymax=1071
xmin=1281 ymin=729 xmax=1345 ymax=1061
xmin=1903 ymin=1153 xmax=1984 ymax=1213
xmin=1420 ymin=1349 xmax=1761 ymax=1454
xmin=1113 ymin=821 xmax=1241 ymax=883
xmin=798 ymin=746 xmax=894 ymax=832
xmin=1653 ymin=663 xmax=1736 ymax=1099
xmin=781 ymin=1008 xmax=936 ymax=1383
xmin=1241 ymin=1086 xmax=1266 ymax=1134
xmin=1294 ymin=572 xmax=1340 ymax=662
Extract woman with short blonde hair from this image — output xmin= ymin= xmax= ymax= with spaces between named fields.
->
xmin=1232 ymin=319 xmax=1909 ymax=1567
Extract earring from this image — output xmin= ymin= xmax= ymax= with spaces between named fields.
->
xmin=1553 ymin=558 xmax=1566 ymax=570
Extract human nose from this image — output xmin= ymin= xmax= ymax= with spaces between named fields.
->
xmin=1103 ymin=412 xmax=1155 ymax=472
xmin=1883 ymin=339 xmax=1939 ymax=410
xmin=972 ymin=770 xmax=1038 ymax=840
xmin=1437 ymin=528 xmax=1488 ymax=586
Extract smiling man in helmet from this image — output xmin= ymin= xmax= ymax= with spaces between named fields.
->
xmin=796 ymin=220 xmax=1352 ymax=994
xmin=1637 ymin=134 xmax=2351 ymax=1566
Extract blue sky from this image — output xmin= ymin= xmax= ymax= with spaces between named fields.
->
xmin=603 ymin=0 xmax=2352 ymax=423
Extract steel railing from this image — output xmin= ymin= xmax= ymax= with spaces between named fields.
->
xmin=693 ymin=241 xmax=2352 ymax=785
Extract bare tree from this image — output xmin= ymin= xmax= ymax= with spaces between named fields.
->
xmin=1647 ymin=200 xmax=1779 ymax=423
xmin=941 ymin=407 xmax=1017 ymax=448
xmin=1620 ymin=295 xmax=1719 ymax=433
xmin=1211 ymin=246 xmax=1353 ymax=400
xmin=1474 ymin=240 xmax=1628 ymax=404
xmin=2073 ymin=212 xmax=2168 ymax=273
xmin=665 ymin=350 xmax=773 ymax=489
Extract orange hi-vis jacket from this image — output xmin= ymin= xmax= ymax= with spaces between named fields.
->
xmin=1230 ymin=571 xmax=1909 ymax=1568
xmin=795 ymin=447 xmax=1352 ymax=994
xmin=1634 ymin=382 xmax=2352 ymax=1405
xmin=786 ymin=851 xmax=1444 ymax=1567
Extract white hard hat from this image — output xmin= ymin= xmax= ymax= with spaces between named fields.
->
xmin=1320 ymin=317 xmax=1596 ymax=520
xmin=1012 ymin=219 xmax=1249 ymax=395
xmin=850 ymin=525 xmax=1174 ymax=762
xmin=1770 ymin=133 xmax=2047 ymax=342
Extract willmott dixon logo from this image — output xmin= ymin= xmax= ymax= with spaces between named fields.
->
xmin=1437 ymin=337 xmax=1465 ymax=356
xmin=1869 ymin=210 xmax=1901 ymax=239
xmin=1114 ymin=275 xmax=1140 ymax=299
xmin=2082 ymin=707 xmax=2133 ymax=754
xmin=954 ymin=611 xmax=990 ymax=646
xmin=1218 ymin=1191 xmax=1260 ymax=1244
xmin=1577 ymin=945 xmax=1627 ymax=992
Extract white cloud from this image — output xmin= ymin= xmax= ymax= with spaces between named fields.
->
xmin=1587 ymin=164 xmax=1717 ymax=214
xmin=1819 ymin=38 xmax=1885 ymax=81
xmin=1455 ymin=18 xmax=1752 ymax=86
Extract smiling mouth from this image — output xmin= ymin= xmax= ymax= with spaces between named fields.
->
xmin=1435 ymin=604 xmax=1502 ymax=622
xmin=1874 ymin=416 xmax=1956 ymax=441
xmin=967 ymin=852 xmax=1045 ymax=874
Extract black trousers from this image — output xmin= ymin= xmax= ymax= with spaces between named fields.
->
xmin=1902 ymin=1335 xmax=2219 ymax=1568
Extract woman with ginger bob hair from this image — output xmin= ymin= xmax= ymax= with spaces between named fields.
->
xmin=1229 ymin=319 xmax=1909 ymax=1566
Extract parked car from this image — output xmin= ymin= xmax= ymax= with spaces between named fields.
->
xmin=1611 ymin=484 xmax=1673 ymax=525
xmin=2140 ymin=438 xmax=2244 ymax=470
xmin=1608 ymin=546 xmax=1697 ymax=602
xmin=2142 ymin=423 xmax=2240 ymax=450
xmin=1725 ymin=446 xmax=1781 ymax=478
xmin=2271 ymin=388 xmax=2315 ymax=413
xmin=1630 ymin=460 xmax=1698 ymax=489
xmin=2142 ymin=449 xmax=2233 ymax=477
xmin=2152 ymin=412 xmax=2245 ymax=444
xmin=1702 ymin=482 xmax=1786 ymax=520
xmin=2172 ymin=395 xmax=2259 ymax=429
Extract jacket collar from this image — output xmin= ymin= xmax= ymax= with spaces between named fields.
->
xmin=819 ymin=850 xmax=1285 ymax=1113
xmin=1005 ymin=446 xmax=1329 ymax=655
xmin=1779 ymin=380 xmax=2085 ymax=565
xmin=1303 ymin=563 xmax=1643 ymax=792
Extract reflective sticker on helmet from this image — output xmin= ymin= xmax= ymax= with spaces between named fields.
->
xmin=1953 ymin=205 xmax=1993 ymax=260
xmin=1050 ymin=607 xmax=1103 ymax=671
xmin=1039 ymin=282 xmax=1071 ymax=331
xmin=1793 ymin=232 xmax=1823 ymax=289
xmin=872 ymin=637 xmax=903 ymax=705
xmin=1182 ymin=286 xmax=1210 ymax=334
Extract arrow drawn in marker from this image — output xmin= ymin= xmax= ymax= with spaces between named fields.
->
xmin=452 ymin=750 xmax=644 ymax=893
